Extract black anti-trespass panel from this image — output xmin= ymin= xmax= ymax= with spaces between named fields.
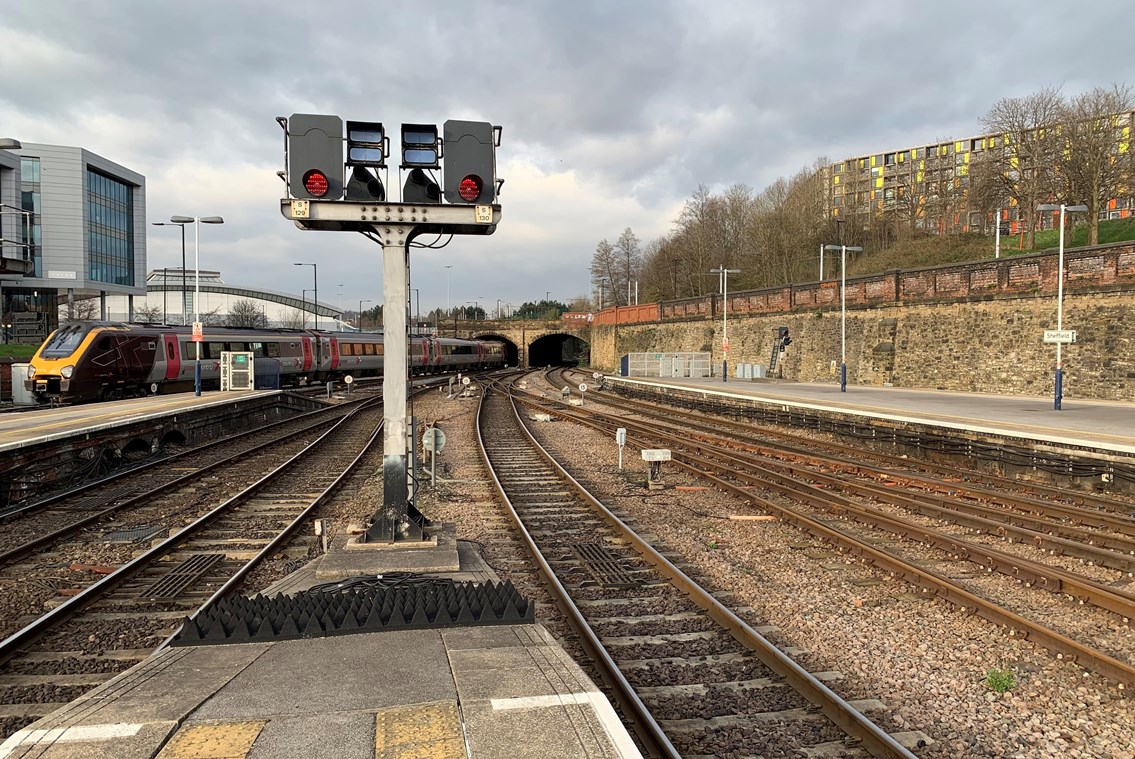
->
xmin=171 ymin=577 xmax=533 ymax=646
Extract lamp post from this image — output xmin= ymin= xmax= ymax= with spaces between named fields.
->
xmin=294 ymin=263 xmax=317 ymax=332
xmin=496 ymin=298 xmax=503 ymax=319
xmin=302 ymin=289 xmax=314 ymax=328
xmin=170 ymin=215 xmax=224 ymax=396
xmin=709 ymin=266 xmax=741 ymax=382
xmin=824 ymin=244 xmax=863 ymax=392
xmin=445 ymin=265 xmax=453 ymax=315
xmin=1037 ymin=203 xmax=1088 ymax=410
xmin=358 ymin=299 xmax=372 ymax=331
xmin=151 ymin=221 xmax=188 ymax=324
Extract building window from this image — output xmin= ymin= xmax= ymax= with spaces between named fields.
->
xmin=86 ymin=168 xmax=134 ymax=287
xmin=884 ymin=152 xmax=896 ymax=166
xmin=18 ymin=158 xmax=43 ymax=277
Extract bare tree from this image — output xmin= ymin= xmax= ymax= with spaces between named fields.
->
xmin=133 ymin=304 xmax=164 ymax=323
xmin=613 ymin=227 xmax=641 ymax=306
xmin=1059 ymin=84 xmax=1135 ymax=245
xmin=279 ymin=308 xmax=308 ymax=329
xmin=980 ymin=86 xmax=1065 ymax=249
xmin=590 ymin=239 xmax=618 ymax=308
xmin=227 ymin=298 xmax=269 ymax=328
xmin=61 ymin=298 xmax=98 ymax=323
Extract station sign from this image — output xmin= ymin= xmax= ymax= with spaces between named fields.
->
xmin=192 ymin=322 xmax=204 ymax=343
xmin=1042 ymin=330 xmax=1076 ymax=344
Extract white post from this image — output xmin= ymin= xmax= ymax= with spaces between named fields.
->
xmin=194 ymin=219 xmax=201 ymax=397
xmin=1056 ymin=204 xmax=1065 ymax=382
xmin=820 ymin=243 xmax=824 ymax=280
xmin=840 ymin=244 xmax=847 ymax=392
xmin=634 ymin=281 xmax=639 ymax=305
xmin=994 ymin=207 xmax=1001 ymax=259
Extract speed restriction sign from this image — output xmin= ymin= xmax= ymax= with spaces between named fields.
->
xmin=579 ymin=383 xmax=588 ymax=392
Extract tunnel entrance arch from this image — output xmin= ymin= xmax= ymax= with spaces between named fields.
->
xmin=473 ymin=334 xmax=520 ymax=367
xmin=528 ymin=333 xmax=590 ymax=367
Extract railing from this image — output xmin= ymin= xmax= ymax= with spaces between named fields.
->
xmin=592 ymin=241 xmax=1135 ymax=327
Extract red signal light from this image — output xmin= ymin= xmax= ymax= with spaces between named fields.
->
xmin=458 ymin=175 xmax=483 ymax=202
xmin=302 ymin=169 xmax=329 ymax=198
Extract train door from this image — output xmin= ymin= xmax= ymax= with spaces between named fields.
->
xmin=162 ymin=334 xmax=181 ymax=380
xmin=301 ymin=337 xmax=313 ymax=372
xmin=329 ymin=337 xmax=340 ymax=370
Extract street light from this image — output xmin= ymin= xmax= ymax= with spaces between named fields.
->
xmin=170 ymin=215 xmax=224 ymax=396
xmin=496 ymin=298 xmax=503 ymax=319
xmin=1037 ymin=203 xmax=1088 ymax=410
xmin=445 ymin=265 xmax=453 ymax=315
xmin=151 ymin=221 xmax=188 ymax=324
xmin=294 ymin=263 xmax=317 ymax=332
xmin=824 ymin=244 xmax=863 ymax=392
xmin=302 ymin=289 xmax=314 ymax=328
xmin=358 ymin=299 xmax=372 ymax=331
xmin=408 ymin=288 xmax=420 ymax=331
xmin=709 ymin=266 xmax=740 ymax=382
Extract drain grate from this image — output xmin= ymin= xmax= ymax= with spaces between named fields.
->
xmin=139 ymin=553 xmax=225 ymax=601
xmin=105 ymin=524 xmax=163 ymax=543
xmin=572 ymin=543 xmax=637 ymax=587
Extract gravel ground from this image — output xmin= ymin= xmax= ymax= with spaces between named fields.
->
xmin=516 ymin=374 xmax=1135 ymax=759
xmin=250 ymin=376 xmax=1135 ymax=758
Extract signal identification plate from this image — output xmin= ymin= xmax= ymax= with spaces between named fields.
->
xmin=290 ymin=200 xmax=310 ymax=219
xmin=474 ymin=205 xmax=492 ymax=224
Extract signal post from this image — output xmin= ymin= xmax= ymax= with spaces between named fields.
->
xmin=280 ymin=114 xmax=501 ymax=543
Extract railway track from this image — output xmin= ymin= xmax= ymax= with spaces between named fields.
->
xmin=477 ymin=376 xmax=925 ymax=758
xmin=527 ymin=370 xmax=1135 ymax=690
xmin=0 ymin=397 xmax=385 ymax=737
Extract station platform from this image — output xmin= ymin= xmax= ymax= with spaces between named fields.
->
xmin=0 ymin=391 xmax=284 ymax=454
xmin=604 ymin=376 xmax=1135 ymax=455
xmin=0 ymin=540 xmax=641 ymax=759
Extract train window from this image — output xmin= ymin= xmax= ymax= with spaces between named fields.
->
xmin=97 ymin=337 xmax=112 ymax=351
xmin=341 ymin=343 xmax=353 ymax=356
xmin=167 ymin=343 xmax=175 ymax=360
xmin=364 ymin=344 xmax=375 ymax=356
xmin=266 ymin=342 xmax=281 ymax=358
xmin=250 ymin=342 xmax=264 ymax=357
xmin=208 ymin=342 xmax=226 ymax=359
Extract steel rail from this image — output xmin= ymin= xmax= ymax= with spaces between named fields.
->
xmin=158 ymin=416 xmax=386 ymax=649
xmin=587 ymin=375 xmax=1135 ymax=514
xmin=0 ymin=414 xmax=348 ymax=567
xmin=0 ymin=396 xmax=383 ymax=665
xmin=485 ymin=378 xmax=918 ymax=759
xmin=476 ymin=379 xmax=681 ymax=759
xmin=0 ymin=394 xmax=368 ymax=522
xmin=525 ymin=393 xmax=1135 ymax=618
xmin=519 ymin=391 xmax=1135 ymax=689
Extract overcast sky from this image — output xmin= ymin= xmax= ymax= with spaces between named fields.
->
xmin=3 ymin=1 xmax=1131 ymax=315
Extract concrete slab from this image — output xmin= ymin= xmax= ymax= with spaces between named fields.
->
xmin=0 ymin=721 xmax=179 ymax=759
xmin=30 ymin=645 xmax=269 ymax=730
xmin=246 ymin=711 xmax=377 ymax=759
xmin=315 ymin=525 xmax=460 ymax=580
xmin=190 ymin=630 xmax=456 ymax=721
xmin=460 ymin=696 xmax=629 ymax=759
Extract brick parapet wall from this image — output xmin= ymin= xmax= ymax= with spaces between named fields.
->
xmin=590 ymin=242 xmax=1135 ymax=325
xmin=589 ymin=242 xmax=1135 ymax=401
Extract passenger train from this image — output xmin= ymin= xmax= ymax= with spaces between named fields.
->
xmin=25 ymin=321 xmax=506 ymax=404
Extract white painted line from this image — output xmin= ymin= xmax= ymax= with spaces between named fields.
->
xmin=490 ymin=692 xmax=592 ymax=710
xmin=490 ymin=692 xmax=643 ymax=758
xmin=0 ymin=723 xmax=144 ymax=758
